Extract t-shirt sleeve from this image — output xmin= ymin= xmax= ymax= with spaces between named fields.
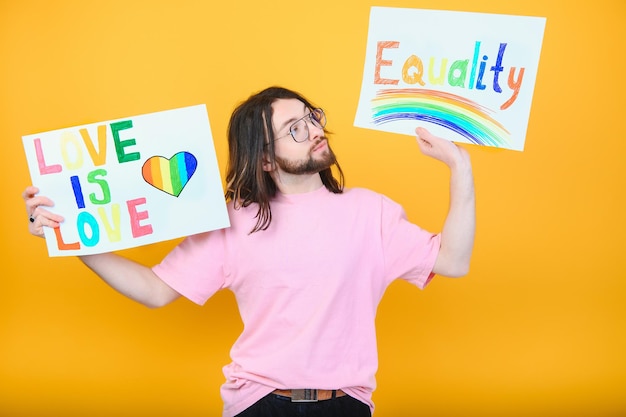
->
xmin=380 ymin=195 xmax=441 ymax=289
xmin=152 ymin=230 xmax=228 ymax=305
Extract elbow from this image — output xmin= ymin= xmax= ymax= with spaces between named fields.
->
xmin=433 ymin=251 xmax=472 ymax=278
xmin=143 ymin=300 xmax=167 ymax=309
xmin=143 ymin=294 xmax=178 ymax=309
xmin=433 ymin=266 xmax=469 ymax=279
xmin=130 ymin=296 xmax=167 ymax=309
xmin=135 ymin=291 xmax=179 ymax=309
xmin=446 ymin=263 xmax=470 ymax=278
xmin=446 ymin=257 xmax=472 ymax=277
xmin=143 ymin=286 xmax=181 ymax=309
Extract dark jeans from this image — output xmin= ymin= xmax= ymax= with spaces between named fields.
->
xmin=235 ymin=392 xmax=372 ymax=417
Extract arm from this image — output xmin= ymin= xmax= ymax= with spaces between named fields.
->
xmin=23 ymin=186 xmax=181 ymax=308
xmin=79 ymin=253 xmax=180 ymax=308
xmin=415 ymin=128 xmax=476 ymax=277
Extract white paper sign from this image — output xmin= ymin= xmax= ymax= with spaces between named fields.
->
xmin=355 ymin=7 xmax=546 ymax=151
xmin=23 ymin=105 xmax=230 ymax=257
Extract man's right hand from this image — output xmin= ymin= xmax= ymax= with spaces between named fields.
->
xmin=22 ymin=185 xmax=65 ymax=238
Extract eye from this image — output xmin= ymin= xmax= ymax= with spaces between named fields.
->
xmin=291 ymin=121 xmax=304 ymax=135
xmin=309 ymin=109 xmax=325 ymax=128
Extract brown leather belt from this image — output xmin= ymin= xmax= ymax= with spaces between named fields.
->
xmin=272 ymin=388 xmax=346 ymax=402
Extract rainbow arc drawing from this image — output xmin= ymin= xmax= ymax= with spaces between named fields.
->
xmin=371 ymin=88 xmax=511 ymax=148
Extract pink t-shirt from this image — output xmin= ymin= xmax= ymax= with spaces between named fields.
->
xmin=153 ymin=186 xmax=440 ymax=416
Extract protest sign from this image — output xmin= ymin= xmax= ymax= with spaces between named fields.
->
xmin=23 ymin=105 xmax=230 ymax=256
xmin=355 ymin=7 xmax=546 ymax=151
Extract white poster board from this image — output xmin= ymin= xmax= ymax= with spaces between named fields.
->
xmin=23 ymin=105 xmax=230 ymax=257
xmin=355 ymin=7 xmax=546 ymax=151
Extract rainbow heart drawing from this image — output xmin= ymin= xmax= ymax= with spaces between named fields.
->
xmin=142 ymin=151 xmax=198 ymax=197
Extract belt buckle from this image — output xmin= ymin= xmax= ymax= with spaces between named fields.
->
xmin=291 ymin=389 xmax=318 ymax=402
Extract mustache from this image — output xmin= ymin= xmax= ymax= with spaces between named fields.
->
xmin=310 ymin=136 xmax=328 ymax=149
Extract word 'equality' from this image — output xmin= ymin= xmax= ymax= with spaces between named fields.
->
xmin=374 ymin=40 xmax=526 ymax=110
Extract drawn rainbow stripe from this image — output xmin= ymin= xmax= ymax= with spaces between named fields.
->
xmin=142 ymin=151 xmax=198 ymax=197
xmin=371 ymin=88 xmax=511 ymax=147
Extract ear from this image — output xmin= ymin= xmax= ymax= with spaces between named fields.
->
xmin=262 ymin=152 xmax=274 ymax=172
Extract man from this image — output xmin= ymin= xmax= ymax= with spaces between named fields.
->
xmin=23 ymin=86 xmax=475 ymax=416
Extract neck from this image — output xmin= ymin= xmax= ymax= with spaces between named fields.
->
xmin=271 ymin=171 xmax=324 ymax=194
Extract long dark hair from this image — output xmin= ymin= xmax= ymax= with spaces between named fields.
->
xmin=225 ymin=86 xmax=344 ymax=233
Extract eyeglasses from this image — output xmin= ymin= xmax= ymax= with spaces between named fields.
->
xmin=275 ymin=108 xmax=326 ymax=143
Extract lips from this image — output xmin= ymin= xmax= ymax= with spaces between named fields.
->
xmin=311 ymin=139 xmax=328 ymax=153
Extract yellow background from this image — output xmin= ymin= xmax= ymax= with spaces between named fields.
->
xmin=1 ymin=0 xmax=624 ymax=416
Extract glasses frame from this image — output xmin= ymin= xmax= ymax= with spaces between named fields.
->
xmin=274 ymin=108 xmax=326 ymax=143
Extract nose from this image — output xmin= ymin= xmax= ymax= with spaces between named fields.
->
xmin=306 ymin=119 xmax=324 ymax=141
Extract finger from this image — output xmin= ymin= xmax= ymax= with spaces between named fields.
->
xmin=415 ymin=126 xmax=431 ymax=139
xmin=32 ymin=207 xmax=65 ymax=224
xmin=416 ymin=127 xmax=450 ymax=152
xmin=22 ymin=185 xmax=40 ymax=201
xmin=26 ymin=196 xmax=56 ymax=217
xmin=24 ymin=186 xmax=42 ymax=217
xmin=27 ymin=213 xmax=45 ymax=237
xmin=417 ymin=138 xmax=433 ymax=155
xmin=28 ymin=212 xmax=63 ymax=238
xmin=415 ymin=128 xmax=433 ymax=149
xmin=34 ymin=214 xmax=62 ymax=229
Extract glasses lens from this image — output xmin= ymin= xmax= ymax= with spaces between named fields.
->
xmin=289 ymin=109 xmax=326 ymax=142
xmin=290 ymin=119 xmax=308 ymax=142
xmin=311 ymin=109 xmax=326 ymax=128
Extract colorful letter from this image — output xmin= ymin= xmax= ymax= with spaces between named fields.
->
xmin=98 ymin=204 xmax=121 ymax=242
xmin=501 ymin=67 xmax=525 ymax=110
xmin=70 ymin=175 xmax=86 ymax=209
xmin=110 ymin=120 xmax=141 ymax=163
xmin=127 ymin=197 xmax=153 ymax=238
xmin=475 ymin=55 xmax=488 ymax=90
xmin=402 ymin=55 xmax=425 ymax=86
xmin=374 ymin=41 xmax=400 ymax=85
xmin=468 ymin=41 xmax=481 ymax=90
xmin=79 ymin=125 xmax=108 ymax=166
xmin=60 ymin=131 xmax=84 ymax=170
xmin=76 ymin=211 xmax=100 ymax=247
xmin=34 ymin=138 xmax=62 ymax=175
xmin=428 ymin=57 xmax=448 ymax=85
xmin=87 ymin=169 xmax=111 ymax=205
xmin=448 ymin=59 xmax=469 ymax=87
xmin=490 ymin=43 xmax=507 ymax=93
xmin=53 ymin=227 xmax=80 ymax=250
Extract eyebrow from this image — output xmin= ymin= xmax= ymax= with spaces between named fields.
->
xmin=276 ymin=104 xmax=309 ymax=133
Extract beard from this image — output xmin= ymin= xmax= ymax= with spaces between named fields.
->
xmin=274 ymin=139 xmax=337 ymax=175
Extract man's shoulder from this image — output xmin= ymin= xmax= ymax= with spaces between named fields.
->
xmin=341 ymin=186 xmax=385 ymax=201
xmin=341 ymin=187 xmax=405 ymax=214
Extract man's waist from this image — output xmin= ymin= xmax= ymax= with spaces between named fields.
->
xmin=272 ymin=388 xmax=347 ymax=402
